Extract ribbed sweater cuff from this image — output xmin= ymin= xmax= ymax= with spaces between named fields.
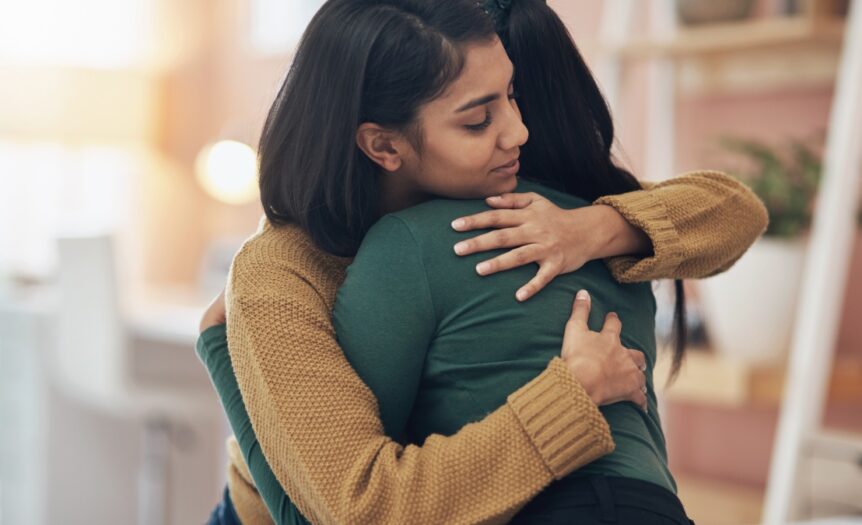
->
xmin=594 ymin=191 xmax=685 ymax=283
xmin=506 ymin=358 xmax=614 ymax=480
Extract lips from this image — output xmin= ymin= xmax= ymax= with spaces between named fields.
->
xmin=493 ymin=158 xmax=519 ymax=171
xmin=490 ymin=157 xmax=520 ymax=178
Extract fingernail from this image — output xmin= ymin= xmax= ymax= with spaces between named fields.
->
xmin=476 ymin=262 xmax=490 ymax=275
xmin=454 ymin=242 xmax=467 ymax=255
xmin=488 ymin=196 xmax=501 ymax=202
xmin=516 ymin=289 xmax=528 ymax=301
xmin=451 ymin=219 xmax=465 ymax=230
xmin=576 ymin=289 xmax=589 ymax=301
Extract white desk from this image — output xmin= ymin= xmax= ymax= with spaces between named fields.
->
xmin=1 ymin=284 xmax=220 ymax=417
xmin=126 ymin=288 xmax=207 ymax=346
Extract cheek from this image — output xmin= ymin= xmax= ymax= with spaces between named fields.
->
xmin=416 ymin=128 xmax=501 ymax=197
xmin=442 ymin=133 xmax=496 ymax=173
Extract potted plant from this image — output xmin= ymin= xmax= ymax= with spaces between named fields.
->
xmin=698 ymin=137 xmax=821 ymax=364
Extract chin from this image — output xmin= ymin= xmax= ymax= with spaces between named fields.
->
xmin=495 ymin=174 xmax=519 ymax=194
xmin=457 ymin=175 xmax=518 ymax=200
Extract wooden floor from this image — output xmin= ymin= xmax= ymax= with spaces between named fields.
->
xmin=676 ymin=473 xmax=765 ymax=525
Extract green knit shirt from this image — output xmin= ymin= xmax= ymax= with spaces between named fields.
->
xmin=332 ymin=178 xmax=676 ymax=494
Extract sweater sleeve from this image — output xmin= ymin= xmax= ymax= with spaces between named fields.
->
xmin=594 ymin=170 xmax=769 ymax=283
xmin=226 ymin=236 xmax=614 ymax=525
xmin=196 ymin=325 xmax=302 ymax=525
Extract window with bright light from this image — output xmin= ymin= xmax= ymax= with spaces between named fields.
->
xmin=250 ymin=0 xmax=325 ymax=54
xmin=0 ymin=142 xmax=138 ymax=279
xmin=0 ymin=0 xmax=153 ymax=68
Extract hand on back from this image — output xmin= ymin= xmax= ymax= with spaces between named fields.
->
xmin=560 ymin=290 xmax=648 ymax=413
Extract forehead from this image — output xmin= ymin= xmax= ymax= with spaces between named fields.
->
xmin=430 ymin=38 xmax=513 ymax=109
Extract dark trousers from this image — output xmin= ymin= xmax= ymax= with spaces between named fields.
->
xmin=509 ymin=476 xmax=695 ymax=525
xmin=207 ymin=476 xmax=694 ymax=525
xmin=206 ymin=486 xmax=242 ymax=525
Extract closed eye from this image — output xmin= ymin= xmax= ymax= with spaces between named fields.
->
xmin=465 ymin=109 xmax=492 ymax=132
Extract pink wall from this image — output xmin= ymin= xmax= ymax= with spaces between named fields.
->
xmin=838 ymin=232 xmax=862 ymax=355
xmin=676 ymin=87 xmax=834 ymax=172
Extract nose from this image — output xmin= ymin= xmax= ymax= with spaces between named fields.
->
xmin=497 ymin=100 xmax=529 ymax=152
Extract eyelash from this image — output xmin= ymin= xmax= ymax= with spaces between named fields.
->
xmin=465 ymin=110 xmax=493 ymax=132
xmin=464 ymin=90 xmax=520 ymax=133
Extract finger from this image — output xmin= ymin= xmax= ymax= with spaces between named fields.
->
xmin=515 ymin=263 xmax=559 ymax=302
xmin=451 ymin=209 xmax=524 ymax=232
xmin=199 ymin=289 xmax=228 ymax=333
xmin=476 ymin=244 xmax=542 ymax=276
xmin=485 ymin=192 xmax=537 ymax=209
xmin=454 ymin=226 xmax=527 ymax=256
xmin=567 ymin=289 xmax=592 ymax=330
xmin=628 ymin=349 xmax=647 ymax=372
xmin=601 ymin=312 xmax=622 ymax=336
xmin=634 ymin=390 xmax=648 ymax=413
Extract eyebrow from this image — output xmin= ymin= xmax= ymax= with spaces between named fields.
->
xmin=455 ymin=94 xmax=499 ymax=113
xmin=454 ymin=67 xmax=517 ymax=113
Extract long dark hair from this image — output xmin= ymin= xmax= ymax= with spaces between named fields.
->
xmin=258 ymin=0 xmax=496 ymax=256
xmin=502 ymin=0 xmax=687 ymax=381
xmin=259 ymin=0 xmax=686 ymax=378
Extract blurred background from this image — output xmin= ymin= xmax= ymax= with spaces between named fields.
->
xmin=0 ymin=0 xmax=859 ymax=524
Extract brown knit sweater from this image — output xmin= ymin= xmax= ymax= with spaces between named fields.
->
xmin=224 ymin=170 xmax=768 ymax=524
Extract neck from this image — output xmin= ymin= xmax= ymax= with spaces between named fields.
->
xmin=378 ymin=173 xmax=430 ymax=215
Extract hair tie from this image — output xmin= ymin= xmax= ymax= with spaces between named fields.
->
xmin=481 ymin=0 xmax=514 ymax=33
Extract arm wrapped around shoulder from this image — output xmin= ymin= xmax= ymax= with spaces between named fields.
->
xmin=595 ymin=170 xmax=769 ymax=283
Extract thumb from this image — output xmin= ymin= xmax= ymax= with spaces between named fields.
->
xmin=568 ymin=289 xmax=591 ymax=330
xmin=561 ymin=290 xmax=591 ymax=359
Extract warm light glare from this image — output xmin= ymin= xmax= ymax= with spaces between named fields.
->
xmin=195 ymin=140 xmax=259 ymax=205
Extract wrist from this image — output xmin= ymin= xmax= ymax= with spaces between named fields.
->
xmin=565 ymin=356 xmax=603 ymax=406
xmin=591 ymin=204 xmax=652 ymax=259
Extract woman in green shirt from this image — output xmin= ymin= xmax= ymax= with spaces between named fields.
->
xmin=334 ymin=182 xmax=680 ymax=523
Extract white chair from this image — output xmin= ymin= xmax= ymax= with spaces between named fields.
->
xmin=52 ymin=234 xmax=221 ymax=525
xmin=54 ymin=235 xmax=127 ymax=410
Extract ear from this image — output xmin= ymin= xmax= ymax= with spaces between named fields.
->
xmin=356 ymin=123 xmax=405 ymax=172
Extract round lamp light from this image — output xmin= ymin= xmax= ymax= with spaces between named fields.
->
xmin=195 ymin=140 xmax=259 ymax=205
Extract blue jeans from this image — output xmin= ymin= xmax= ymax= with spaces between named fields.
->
xmin=206 ymin=486 xmax=242 ymax=525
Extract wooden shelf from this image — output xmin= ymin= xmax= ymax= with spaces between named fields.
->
xmin=654 ymin=349 xmax=862 ymax=407
xmin=615 ymin=16 xmax=845 ymax=58
xmin=607 ymin=16 xmax=846 ymax=95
